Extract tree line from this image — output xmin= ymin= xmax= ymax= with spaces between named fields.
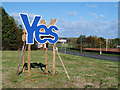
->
xmin=67 ymin=35 xmax=120 ymax=49
xmin=1 ymin=7 xmax=37 ymax=50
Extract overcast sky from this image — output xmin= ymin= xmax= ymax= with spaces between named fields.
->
xmin=2 ymin=2 xmax=118 ymax=39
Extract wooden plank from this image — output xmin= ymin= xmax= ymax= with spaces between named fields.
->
xmin=22 ymin=30 xmax=27 ymax=72
xmin=28 ymin=44 xmax=31 ymax=80
xmin=40 ymin=20 xmax=47 ymax=33
xmin=46 ymin=44 xmax=48 ymax=73
xmin=53 ymin=44 xmax=55 ymax=75
xmin=23 ymin=45 xmax=27 ymax=72
xmin=40 ymin=19 xmax=47 ymax=25
xmin=49 ymin=19 xmax=57 ymax=26
xmin=40 ymin=20 xmax=49 ymax=73
xmin=56 ymin=50 xmax=70 ymax=80
xmin=16 ymin=42 xmax=26 ymax=76
xmin=49 ymin=19 xmax=53 ymax=26
xmin=49 ymin=19 xmax=57 ymax=76
xmin=40 ymin=19 xmax=57 ymax=75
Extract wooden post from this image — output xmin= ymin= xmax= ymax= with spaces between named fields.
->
xmin=56 ymin=49 xmax=70 ymax=80
xmin=23 ymin=45 xmax=26 ymax=72
xmin=46 ymin=43 xmax=48 ymax=73
xmin=40 ymin=20 xmax=49 ymax=73
xmin=28 ymin=44 xmax=31 ymax=80
xmin=49 ymin=19 xmax=57 ymax=76
xmin=23 ymin=31 xmax=27 ymax=72
xmin=23 ymin=50 xmax=25 ymax=72
xmin=16 ymin=42 xmax=26 ymax=76
xmin=53 ymin=44 xmax=56 ymax=75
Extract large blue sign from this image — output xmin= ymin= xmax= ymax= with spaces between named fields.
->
xmin=19 ymin=13 xmax=59 ymax=44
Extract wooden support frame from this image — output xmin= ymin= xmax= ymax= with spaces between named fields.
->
xmin=23 ymin=49 xmax=25 ymax=72
xmin=16 ymin=18 xmax=60 ymax=80
xmin=56 ymin=49 xmax=70 ymax=80
xmin=28 ymin=44 xmax=31 ymax=80
xmin=22 ymin=28 xmax=27 ymax=72
xmin=46 ymin=43 xmax=48 ymax=73
xmin=23 ymin=45 xmax=27 ymax=72
xmin=53 ymin=44 xmax=56 ymax=75
xmin=40 ymin=20 xmax=49 ymax=73
xmin=16 ymin=42 xmax=26 ymax=76
xmin=40 ymin=19 xmax=57 ymax=75
xmin=49 ymin=19 xmax=57 ymax=75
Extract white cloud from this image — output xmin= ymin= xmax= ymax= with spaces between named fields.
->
xmin=99 ymin=14 xmax=104 ymax=18
xmin=10 ymin=12 xmax=36 ymax=19
xmin=86 ymin=4 xmax=97 ymax=8
xmin=115 ymin=4 xmax=118 ymax=8
xmin=58 ymin=18 xmax=64 ymax=21
xmin=57 ymin=19 xmax=118 ymax=39
xmin=28 ymin=13 xmax=36 ymax=19
xmin=67 ymin=11 xmax=77 ymax=16
xmin=79 ymin=16 xmax=83 ymax=19
xmin=92 ymin=13 xmax=105 ymax=19
xmin=9 ymin=12 xmax=36 ymax=24
xmin=10 ymin=12 xmax=19 ymax=18
xmin=92 ymin=13 xmax=97 ymax=17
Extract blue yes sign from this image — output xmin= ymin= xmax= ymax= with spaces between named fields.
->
xmin=19 ymin=13 xmax=59 ymax=44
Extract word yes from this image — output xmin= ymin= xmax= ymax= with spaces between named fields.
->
xmin=19 ymin=13 xmax=59 ymax=44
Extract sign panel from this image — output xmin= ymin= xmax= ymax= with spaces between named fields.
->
xmin=19 ymin=13 xmax=59 ymax=44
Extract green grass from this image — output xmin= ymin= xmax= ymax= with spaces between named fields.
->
xmin=2 ymin=50 xmax=118 ymax=88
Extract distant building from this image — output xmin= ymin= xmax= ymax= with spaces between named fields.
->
xmin=38 ymin=44 xmax=46 ymax=50
xmin=117 ymin=45 xmax=120 ymax=48
xmin=58 ymin=39 xmax=67 ymax=44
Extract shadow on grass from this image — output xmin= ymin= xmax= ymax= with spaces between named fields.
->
xmin=18 ymin=62 xmax=51 ymax=75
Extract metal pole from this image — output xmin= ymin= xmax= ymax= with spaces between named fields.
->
xmin=81 ymin=37 xmax=82 ymax=52
xmin=100 ymin=42 xmax=102 ymax=54
xmin=106 ymin=39 xmax=108 ymax=51
xmin=61 ymin=43 xmax=62 ymax=49
xmin=65 ymin=42 xmax=66 ymax=53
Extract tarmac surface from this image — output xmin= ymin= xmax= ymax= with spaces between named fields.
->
xmin=49 ymin=49 xmax=119 ymax=62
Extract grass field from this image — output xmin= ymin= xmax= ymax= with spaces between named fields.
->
xmin=2 ymin=50 xmax=118 ymax=88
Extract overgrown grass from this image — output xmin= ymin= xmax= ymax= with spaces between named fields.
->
xmin=2 ymin=50 xmax=118 ymax=88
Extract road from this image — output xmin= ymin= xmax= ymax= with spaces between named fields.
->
xmin=49 ymin=49 xmax=119 ymax=62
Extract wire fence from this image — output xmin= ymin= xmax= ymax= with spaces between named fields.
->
xmin=48 ymin=39 xmax=120 ymax=54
